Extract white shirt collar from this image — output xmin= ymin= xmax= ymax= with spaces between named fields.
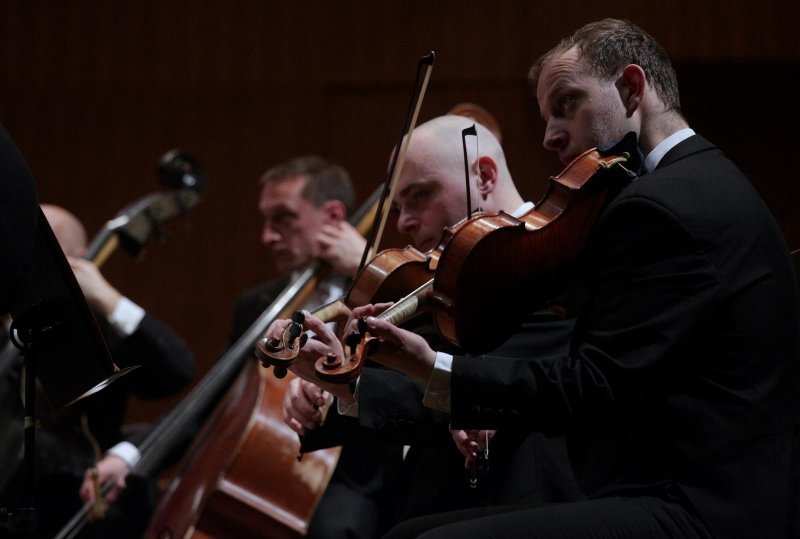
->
xmin=511 ymin=201 xmax=534 ymax=217
xmin=287 ymin=270 xmax=347 ymax=309
xmin=643 ymin=128 xmax=695 ymax=173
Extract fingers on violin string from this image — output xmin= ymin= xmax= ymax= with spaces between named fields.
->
xmin=355 ymin=302 xmax=393 ymax=321
xmin=351 ymin=306 xmax=371 ymax=321
xmin=364 ymin=316 xmax=400 ymax=343
xmin=372 ymin=302 xmax=394 ymax=315
xmin=302 ymin=314 xmax=334 ymax=341
xmin=265 ymin=319 xmax=291 ymax=340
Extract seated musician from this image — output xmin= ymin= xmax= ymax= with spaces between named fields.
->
xmin=0 ymin=204 xmax=196 ymax=535
xmin=295 ymin=19 xmax=800 ymax=539
xmin=226 ymin=155 xmax=389 ymax=539
xmin=83 ymin=156 xmax=389 ymax=539
xmin=275 ymin=115 xmax=584 ymax=528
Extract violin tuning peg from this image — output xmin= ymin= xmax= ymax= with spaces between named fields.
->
xmin=357 ymin=317 xmax=368 ymax=335
xmin=345 ymin=332 xmax=360 ymax=355
xmin=288 ymin=322 xmax=302 ymax=342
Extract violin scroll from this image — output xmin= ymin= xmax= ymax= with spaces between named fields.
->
xmin=314 ymin=318 xmax=374 ymax=384
xmin=254 ymin=311 xmax=307 ymax=378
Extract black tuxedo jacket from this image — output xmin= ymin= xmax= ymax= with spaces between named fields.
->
xmin=0 ymin=310 xmax=195 ymax=473
xmin=82 ymin=312 xmax=196 ymax=449
xmin=0 ymin=310 xmax=195 ymax=535
xmin=448 ymin=135 xmax=800 ymax=538
xmin=305 ymin=309 xmax=586 ymax=522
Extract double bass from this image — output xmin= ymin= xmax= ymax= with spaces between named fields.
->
xmin=145 ymin=52 xmax=436 ymax=539
xmin=142 ymin=188 xmax=380 ymax=539
xmin=46 ymin=149 xmax=206 ymax=539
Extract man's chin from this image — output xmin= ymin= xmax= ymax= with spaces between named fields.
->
xmin=416 ymin=238 xmax=436 ymax=252
xmin=560 ymin=153 xmax=579 ymax=166
xmin=269 ymin=255 xmax=296 ymax=275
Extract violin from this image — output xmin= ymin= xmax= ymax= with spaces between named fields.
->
xmin=255 ymin=167 xmax=497 ymax=375
xmin=316 ymin=133 xmax=639 ymax=383
xmin=430 ymin=133 xmax=638 ymax=353
xmin=307 ymin=213 xmax=485 ymax=383
xmin=254 ymin=243 xmax=438 ymax=378
xmin=256 ymin=52 xmax=437 ymax=376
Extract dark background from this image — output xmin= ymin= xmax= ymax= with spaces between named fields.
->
xmin=2 ymin=0 xmax=798 ymax=422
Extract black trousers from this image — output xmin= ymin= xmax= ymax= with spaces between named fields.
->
xmin=383 ymin=496 xmax=712 ymax=539
xmin=306 ymin=481 xmax=381 ymax=539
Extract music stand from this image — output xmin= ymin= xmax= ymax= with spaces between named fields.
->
xmin=0 ymin=162 xmax=133 ymax=534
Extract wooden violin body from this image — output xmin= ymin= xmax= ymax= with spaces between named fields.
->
xmin=255 ymin=241 xmax=439 ymax=376
xmin=430 ymin=142 xmax=636 ymax=353
xmin=302 ymin=136 xmax=637 ymax=387
xmin=348 ymin=245 xmax=437 ymax=309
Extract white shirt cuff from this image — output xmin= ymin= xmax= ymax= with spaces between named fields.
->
xmin=423 ymin=352 xmax=453 ymax=413
xmin=107 ymin=441 xmax=141 ymax=469
xmin=337 ymin=375 xmax=360 ymax=417
xmin=108 ymin=297 xmax=145 ymax=337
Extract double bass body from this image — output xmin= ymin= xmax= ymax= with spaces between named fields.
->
xmin=147 ymin=360 xmax=338 ymax=539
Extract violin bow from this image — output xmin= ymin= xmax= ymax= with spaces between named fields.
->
xmin=359 ymin=51 xmax=435 ymax=269
xmin=257 ymin=51 xmax=435 ymax=372
xmin=461 ymin=124 xmax=477 ymax=220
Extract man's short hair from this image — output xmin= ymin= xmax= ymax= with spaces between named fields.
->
xmin=259 ymin=155 xmax=355 ymax=216
xmin=529 ymin=18 xmax=682 ymax=116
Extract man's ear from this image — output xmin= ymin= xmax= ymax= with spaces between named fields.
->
xmin=617 ymin=64 xmax=646 ymax=118
xmin=321 ymin=199 xmax=347 ymax=224
xmin=476 ymin=156 xmax=498 ymax=199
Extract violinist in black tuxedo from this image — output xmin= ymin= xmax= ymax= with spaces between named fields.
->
xmin=81 ymin=155 xmax=387 ymax=539
xmin=276 ymin=116 xmax=584 ymax=531
xmin=341 ymin=19 xmax=800 ymax=539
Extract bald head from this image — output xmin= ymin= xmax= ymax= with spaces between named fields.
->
xmin=41 ymin=204 xmax=88 ymax=257
xmin=408 ymin=115 xmax=510 ymax=189
xmin=394 ymin=115 xmax=523 ymax=251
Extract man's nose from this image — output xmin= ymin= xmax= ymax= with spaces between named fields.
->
xmin=396 ymin=211 xmax=419 ymax=236
xmin=261 ymin=225 xmax=281 ymax=245
xmin=543 ymin=123 xmax=567 ymax=153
